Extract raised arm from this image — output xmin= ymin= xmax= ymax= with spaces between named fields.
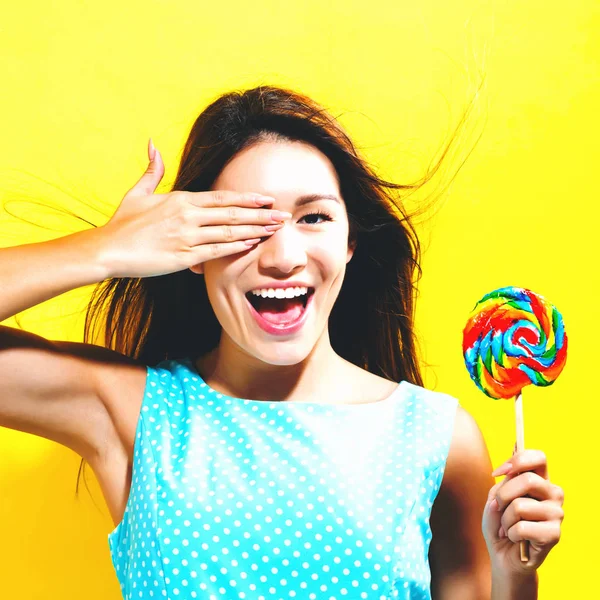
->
xmin=0 ymin=142 xmax=164 ymax=461
xmin=0 ymin=140 xmax=289 ymax=462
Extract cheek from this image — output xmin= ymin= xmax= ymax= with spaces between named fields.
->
xmin=313 ymin=233 xmax=351 ymax=271
xmin=202 ymin=258 xmax=241 ymax=314
xmin=203 ymin=254 xmax=244 ymax=288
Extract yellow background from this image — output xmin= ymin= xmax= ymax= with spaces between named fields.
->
xmin=0 ymin=1 xmax=597 ymax=597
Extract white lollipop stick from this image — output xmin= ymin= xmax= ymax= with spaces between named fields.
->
xmin=514 ymin=392 xmax=529 ymax=563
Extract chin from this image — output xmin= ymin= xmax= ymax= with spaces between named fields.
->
xmin=250 ymin=342 xmax=314 ymax=367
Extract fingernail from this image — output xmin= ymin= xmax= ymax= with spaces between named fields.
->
xmin=498 ymin=526 xmax=506 ymax=538
xmin=489 ymin=498 xmax=500 ymax=512
xmin=149 ymin=138 xmax=156 ymax=161
xmin=244 ymin=238 xmax=261 ymax=246
xmin=264 ymin=223 xmax=284 ymax=232
xmin=492 ymin=462 xmax=513 ymax=477
xmin=255 ymin=196 xmax=276 ymax=204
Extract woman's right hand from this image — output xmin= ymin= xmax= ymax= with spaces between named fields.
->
xmin=96 ymin=139 xmax=291 ymax=279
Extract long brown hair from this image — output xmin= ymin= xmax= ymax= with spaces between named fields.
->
xmin=76 ymin=84 xmax=475 ymax=495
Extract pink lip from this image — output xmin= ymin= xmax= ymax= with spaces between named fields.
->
xmin=245 ymin=292 xmax=314 ymax=336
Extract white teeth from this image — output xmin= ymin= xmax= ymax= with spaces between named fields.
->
xmin=250 ymin=286 xmax=309 ymax=298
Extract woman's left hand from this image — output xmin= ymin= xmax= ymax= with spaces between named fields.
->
xmin=482 ymin=449 xmax=564 ymax=575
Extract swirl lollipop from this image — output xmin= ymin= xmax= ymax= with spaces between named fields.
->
xmin=462 ymin=286 xmax=567 ymax=561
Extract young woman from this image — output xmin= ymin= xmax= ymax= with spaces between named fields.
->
xmin=0 ymin=85 xmax=564 ymax=600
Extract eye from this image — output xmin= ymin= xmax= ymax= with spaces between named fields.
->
xmin=299 ymin=211 xmax=333 ymax=225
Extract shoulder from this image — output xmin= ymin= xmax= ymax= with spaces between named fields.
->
xmin=429 ymin=402 xmax=494 ymax=547
xmin=443 ymin=405 xmax=493 ymax=491
xmin=343 ymin=360 xmax=460 ymax=412
xmin=401 ymin=380 xmax=459 ymax=410
xmin=398 ymin=380 xmax=461 ymax=435
xmin=129 ymin=357 xmax=202 ymax=403
xmin=95 ymin=357 xmax=192 ymax=462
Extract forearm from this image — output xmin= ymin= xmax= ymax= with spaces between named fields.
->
xmin=0 ymin=227 xmax=111 ymax=323
xmin=492 ymin=569 xmax=538 ymax=600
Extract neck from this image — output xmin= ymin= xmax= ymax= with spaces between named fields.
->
xmin=195 ymin=330 xmax=345 ymax=403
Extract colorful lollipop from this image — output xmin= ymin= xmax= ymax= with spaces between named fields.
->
xmin=462 ymin=286 xmax=567 ymax=561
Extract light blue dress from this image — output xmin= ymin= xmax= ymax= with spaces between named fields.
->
xmin=108 ymin=358 xmax=458 ymax=600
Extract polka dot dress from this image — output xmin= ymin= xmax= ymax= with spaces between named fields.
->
xmin=108 ymin=358 xmax=458 ymax=600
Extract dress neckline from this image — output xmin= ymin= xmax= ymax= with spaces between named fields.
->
xmin=178 ymin=357 xmax=406 ymax=409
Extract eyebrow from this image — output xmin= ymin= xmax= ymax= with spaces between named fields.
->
xmin=295 ymin=194 xmax=341 ymax=207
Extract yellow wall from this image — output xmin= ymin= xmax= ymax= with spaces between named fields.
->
xmin=0 ymin=1 xmax=596 ymax=597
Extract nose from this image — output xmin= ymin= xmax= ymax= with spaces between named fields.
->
xmin=257 ymin=223 xmax=308 ymax=275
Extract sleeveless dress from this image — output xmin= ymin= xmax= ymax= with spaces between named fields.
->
xmin=108 ymin=358 xmax=458 ymax=600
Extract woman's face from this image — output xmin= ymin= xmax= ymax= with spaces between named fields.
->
xmin=200 ymin=139 xmax=354 ymax=366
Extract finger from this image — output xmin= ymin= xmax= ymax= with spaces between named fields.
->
xmin=495 ymin=472 xmax=555 ymax=511
xmin=492 ymin=449 xmax=549 ymax=480
xmin=510 ymin=450 xmax=549 ymax=480
xmin=190 ymin=238 xmax=263 ymax=265
xmin=127 ymin=140 xmax=165 ymax=197
xmin=192 ymin=206 xmax=292 ymax=227
xmin=505 ymin=519 xmax=562 ymax=547
xmin=500 ymin=498 xmax=565 ymax=534
xmin=191 ymin=223 xmax=284 ymax=245
xmin=549 ymin=483 xmax=565 ymax=505
xmin=148 ymin=137 xmax=156 ymax=161
xmin=187 ymin=190 xmax=278 ymax=209
xmin=487 ymin=481 xmax=503 ymax=504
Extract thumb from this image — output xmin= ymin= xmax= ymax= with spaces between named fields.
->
xmin=127 ymin=138 xmax=165 ymax=197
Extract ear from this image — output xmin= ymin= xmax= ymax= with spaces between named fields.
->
xmin=346 ymin=237 xmax=356 ymax=264
xmin=189 ymin=263 xmax=204 ymax=275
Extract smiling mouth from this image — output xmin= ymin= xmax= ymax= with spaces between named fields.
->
xmin=245 ymin=288 xmax=315 ymax=325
